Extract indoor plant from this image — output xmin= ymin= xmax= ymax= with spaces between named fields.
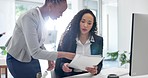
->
xmin=0 ymin=46 xmax=7 ymax=55
xmin=107 ymin=50 xmax=130 ymax=66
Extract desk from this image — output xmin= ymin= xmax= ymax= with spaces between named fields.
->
xmin=64 ymin=67 xmax=148 ymax=78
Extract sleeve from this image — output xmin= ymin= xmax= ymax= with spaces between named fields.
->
xmin=56 ymin=44 xmax=65 ymax=71
xmin=96 ymin=36 xmax=103 ymax=74
xmin=21 ymin=13 xmax=57 ymax=61
xmin=55 ymin=44 xmax=72 ymax=77
xmin=96 ymin=60 xmax=103 ymax=74
xmin=40 ymin=44 xmax=46 ymax=50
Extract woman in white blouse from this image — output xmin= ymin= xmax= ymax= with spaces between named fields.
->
xmin=55 ymin=9 xmax=103 ymax=78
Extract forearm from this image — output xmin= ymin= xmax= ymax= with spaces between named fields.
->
xmin=32 ymin=50 xmax=58 ymax=60
xmin=57 ymin=52 xmax=75 ymax=60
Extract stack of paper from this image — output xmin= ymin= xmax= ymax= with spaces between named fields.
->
xmin=68 ymin=54 xmax=104 ymax=71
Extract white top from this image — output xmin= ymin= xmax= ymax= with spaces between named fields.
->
xmin=76 ymin=37 xmax=92 ymax=55
xmin=74 ymin=36 xmax=93 ymax=72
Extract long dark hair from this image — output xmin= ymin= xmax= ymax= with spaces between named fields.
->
xmin=59 ymin=9 xmax=98 ymax=51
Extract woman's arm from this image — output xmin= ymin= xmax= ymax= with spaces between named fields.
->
xmin=57 ymin=52 xmax=75 ymax=60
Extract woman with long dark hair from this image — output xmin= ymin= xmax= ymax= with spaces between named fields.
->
xmin=55 ymin=9 xmax=103 ymax=78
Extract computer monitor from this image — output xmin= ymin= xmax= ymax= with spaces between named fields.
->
xmin=129 ymin=13 xmax=148 ymax=76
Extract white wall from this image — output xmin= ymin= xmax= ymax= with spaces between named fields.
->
xmin=0 ymin=0 xmax=15 ymax=46
xmin=16 ymin=0 xmax=44 ymax=3
xmin=108 ymin=6 xmax=118 ymax=51
xmin=102 ymin=4 xmax=118 ymax=56
xmin=71 ymin=0 xmax=83 ymax=15
xmin=118 ymin=0 xmax=148 ymax=52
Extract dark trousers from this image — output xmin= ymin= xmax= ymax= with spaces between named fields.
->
xmin=6 ymin=53 xmax=41 ymax=78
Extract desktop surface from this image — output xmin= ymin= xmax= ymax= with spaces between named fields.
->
xmin=64 ymin=67 xmax=148 ymax=78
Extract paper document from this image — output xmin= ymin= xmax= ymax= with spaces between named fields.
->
xmin=68 ymin=54 xmax=104 ymax=71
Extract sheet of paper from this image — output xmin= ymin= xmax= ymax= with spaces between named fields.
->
xmin=68 ymin=54 xmax=104 ymax=71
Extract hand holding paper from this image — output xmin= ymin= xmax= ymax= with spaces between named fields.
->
xmin=86 ymin=66 xmax=98 ymax=75
xmin=68 ymin=54 xmax=104 ymax=71
xmin=62 ymin=63 xmax=72 ymax=72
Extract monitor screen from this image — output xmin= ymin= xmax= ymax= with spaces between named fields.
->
xmin=129 ymin=13 xmax=148 ymax=76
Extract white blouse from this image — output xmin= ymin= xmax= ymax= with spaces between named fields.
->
xmin=74 ymin=36 xmax=95 ymax=72
xmin=76 ymin=36 xmax=95 ymax=55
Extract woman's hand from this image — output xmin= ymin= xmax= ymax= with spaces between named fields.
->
xmin=62 ymin=63 xmax=72 ymax=72
xmin=58 ymin=52 xmax=75 ymax=60
xmin=47 ymin=60 xmax=55 ymax=71
xmin=85 ymin=66 xmax=98 ymax=75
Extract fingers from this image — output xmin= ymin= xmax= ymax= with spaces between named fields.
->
xmin=85 ymin=66 xmax=98 ymax=75
xmin=62 ymin=63 xmax=72 ymax=72
xmin=47 ymin=61 xmax=55 ymax=71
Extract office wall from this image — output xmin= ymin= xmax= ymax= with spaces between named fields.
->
xmin=100 ymin=0 xmax=118 ymax=58
xmin=71 ymin=0 xmax=83 ymax=15
xmin=118 ymin=0 xmax=148 ymax=52
xmin=0 ymin=0 xmax=15 ymax=46
xmin=16 ymin=0 xmax=44 ymax=3
xmin=102 ymin=5 xmax=118 ymax=52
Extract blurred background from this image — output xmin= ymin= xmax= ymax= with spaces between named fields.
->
xmin=1 ymin=0 xmax=148 ymax=78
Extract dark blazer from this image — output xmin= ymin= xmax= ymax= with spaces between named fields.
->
xmin=55 ymin=34 xmax=103 ymax=78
